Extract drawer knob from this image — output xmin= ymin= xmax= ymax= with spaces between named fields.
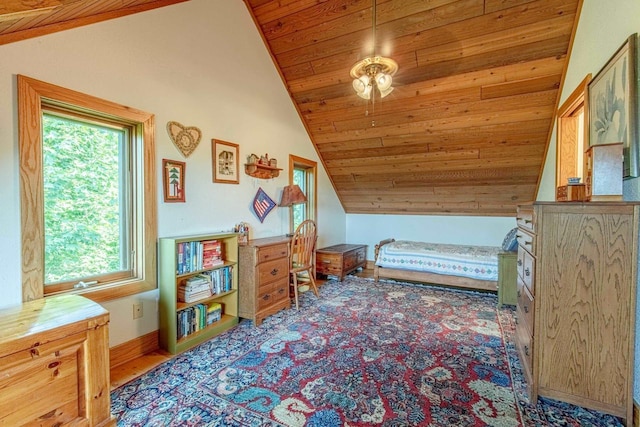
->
xmin=270 ymin=268 xmax=278 ymax=276
xmin=524 ymin=345 xmax=530 ymax=356
xmin=525 ymin=268 xmax=530 ymax=277
xmin=524 ymin=305 xmax=529 ymax=313
xmin=322 ymin=260 xmax=331 ymax=264
xmin=517 ymin=290 xmax=521 ymax=298
xmin=262 ymin=294 xmax=270 ymax=301
xmin=514 ymin=315 xmax=518 ymax=325
xmin=517 ymin=259 xmax=523 ymax=266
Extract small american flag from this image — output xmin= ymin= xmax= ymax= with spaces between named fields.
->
xmin=252 ymin=187 xmax=276 ymax=223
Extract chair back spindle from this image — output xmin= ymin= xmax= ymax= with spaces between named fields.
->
xmin=289 ymin=219 xmax=319 ymax=309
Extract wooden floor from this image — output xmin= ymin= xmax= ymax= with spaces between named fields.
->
xmin=110 ymin=269 xmax=374 ymax=390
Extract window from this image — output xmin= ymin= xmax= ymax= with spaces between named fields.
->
xmin=556 ymin=74 xmax=591 ymax=193
xmin=289 ymin=155 xmax=317 ymax=233
xmin=18 ymin=75 xmax=157 ymax=302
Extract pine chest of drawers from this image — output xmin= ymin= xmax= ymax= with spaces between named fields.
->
xmin=239 ymin=236 xmax=291 ymax=325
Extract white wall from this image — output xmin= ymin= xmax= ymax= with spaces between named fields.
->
xmin=347 ymin=214 xmax=516 ymax=261
xmin=0 ymin=0 xmax=346 ymax=345
xmin=539 ymin=0 xmax=640 ymax=402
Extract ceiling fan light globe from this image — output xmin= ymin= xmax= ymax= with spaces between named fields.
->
xmin=378 ymin=85 xmax=394 ymax=98
xmin=358 ymin=85 xmax=372 ymax=99
xmin=376 ymin=73 xmax=392 ymax=91
xmin=352 ymin=75 xmax=369 ymax=92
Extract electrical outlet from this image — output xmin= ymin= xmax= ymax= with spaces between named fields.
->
xmin=133 ymin=302 xmax=143 ymax=319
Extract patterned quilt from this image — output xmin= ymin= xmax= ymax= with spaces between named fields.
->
xmin=375 ymin=240 xmax=500 ymax=281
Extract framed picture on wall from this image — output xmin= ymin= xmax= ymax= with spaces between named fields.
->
xmin=588 ymin=33 xmax=639 ymax=178
xmin=163 ymin=159 xmax=185 ymax=202
xmin=212 ymin=139 xmax=239 ymax=184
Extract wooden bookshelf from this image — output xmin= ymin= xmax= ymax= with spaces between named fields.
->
xmin=158 ymin=232 xmax=239 ymax=354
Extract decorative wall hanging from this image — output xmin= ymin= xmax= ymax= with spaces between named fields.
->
xmin=162 ymin=159 xmax=185 ymax=202
xmin=166 ymin=121 xmax=202 ymax=158
xmin=252 ymin=187 xmax=276 ymax=223
xmin=212 ymin=139 xmax=239 ymax=184
xmin=588 ymin=33 xmax=639 ymax=178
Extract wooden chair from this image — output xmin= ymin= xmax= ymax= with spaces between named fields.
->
xmin=289 ymin=219 xmax=319 ymax=310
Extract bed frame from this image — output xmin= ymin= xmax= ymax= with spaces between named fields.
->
xmin=373 ymin=238 xmax=499 ymax=292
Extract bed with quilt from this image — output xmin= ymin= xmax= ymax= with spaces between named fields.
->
xmin=373 ymin=233 xmax=517 ymax=292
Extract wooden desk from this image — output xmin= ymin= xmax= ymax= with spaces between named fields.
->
xmin=316 ymin=243 xmax=367 ymax=281
xmin=239 ymin=235 xmax=291 ymax=325
xmin=0 ymin=295 xmax=115 ymax=426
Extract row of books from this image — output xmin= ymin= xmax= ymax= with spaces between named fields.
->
xmin=176 ymin=302 xmax=222 ymax=340
xmin=176 ymin=239 xmax=223 ymax=274
xmin=177 ymin=266 xmax=234 ymax=303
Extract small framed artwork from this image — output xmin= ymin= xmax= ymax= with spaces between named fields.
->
xmin=163 ymin=159 xmax=185 ymax=202
xmin=212 ymin=139 xmax=239 ymax=184
xmin=588 ymin=33 xmax=639 ymax=178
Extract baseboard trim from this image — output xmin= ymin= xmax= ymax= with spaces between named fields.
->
xmin=634 ymin=401 xmax=639 ymax=427
xmin=110 ymin=330 xmax=159 ymax=369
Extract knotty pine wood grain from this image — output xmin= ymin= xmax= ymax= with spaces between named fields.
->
xmin=3 ymin=0 xmax=582 ymax=217
xmin=0 ymin=294 xmax=114 ymax=426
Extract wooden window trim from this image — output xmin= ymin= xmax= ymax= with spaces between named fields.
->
xmin=288 ymin=155 xmax=317 ymax=233
xmin=556 ymin=74 xmax=591 ymax=191
xmin=18 ymin=74 xmax=157 ymax=303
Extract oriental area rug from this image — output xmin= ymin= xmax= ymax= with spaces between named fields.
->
xmin=111 ymin=277 xmax=623 ymax=426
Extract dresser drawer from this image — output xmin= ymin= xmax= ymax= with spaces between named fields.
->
xmin=516 ymin=228 xmax=535 ymax=254
xmin=522 ymin=249 xmax=535 ymax=295
xmin=258 ymin=243 xmax=288 ymax=264
xmin=516 ymin=320 xmax=534 ymax=381
xmin=257 ymin=257 xmax=288 ymax=285
xmin=516 ymin=204 xmax=536 ymax=232
xmin=257 ymin=279 xmax=288 ymax=311
xmin=517 ymin=277 xmax=534 ymax=334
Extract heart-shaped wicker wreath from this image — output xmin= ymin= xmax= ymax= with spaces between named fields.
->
xmin=167 ymin=121 xmax=202 ymax=158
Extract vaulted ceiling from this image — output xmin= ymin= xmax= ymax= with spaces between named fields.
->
xmin=244 ymin=0 xmax=582 ymax=216
xmin=1 ymin=0 xmax=582 ymax=216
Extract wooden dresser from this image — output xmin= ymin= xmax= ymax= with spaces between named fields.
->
xmin=239 ymin=235 xmax=291 ymax=325
xmin=0 ymin=294 xmax=115 ymax=426
xmin=515 ymin=202 xmax=638 ymax=422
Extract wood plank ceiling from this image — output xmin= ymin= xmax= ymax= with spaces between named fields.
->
xmin=0 ymin=0 xmax=582 ymax=216
xmin=244 ymin=0 xmax=583 ymax=216
xmin=0 ymin=0 xmax=188 ymax=45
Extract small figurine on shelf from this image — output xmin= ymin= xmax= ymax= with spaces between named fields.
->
xmin=247 ymin=153 xmax=259 ymax=165
xmin=259 ymin=154 xmax=269 ymax=165
xmin=234 ymin=222 xmax=250 ymax=244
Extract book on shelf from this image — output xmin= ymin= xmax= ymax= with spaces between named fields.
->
xmin=176 ymin=302 xmax=222 ymax=340
xmin=200 ymin=265 xmax=234 ymax=295
xmin=176 ymin=239 xmax=224 ymax=274
xmin=207 ymin=302 xmax=222 ymax=325
xmin=178 ymin=274 xmax=213 ymax=303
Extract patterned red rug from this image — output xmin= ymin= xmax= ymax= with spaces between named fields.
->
xmin=111 ymin=277 xmax=623 ymax=426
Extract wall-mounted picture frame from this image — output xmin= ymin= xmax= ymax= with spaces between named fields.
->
xmin=163 ymin=159 xmax=185 ymax=202
xmin=212 ymin=139 xmax=239 ymax=184
xmin=588 ymin=33 xmax=638 ymax=178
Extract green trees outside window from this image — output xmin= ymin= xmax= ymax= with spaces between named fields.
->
xmin=42 ymin=113 xmax=130 ymax=286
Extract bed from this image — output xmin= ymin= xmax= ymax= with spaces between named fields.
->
xmin=373 ymin=233 xmax=517 ymax=292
